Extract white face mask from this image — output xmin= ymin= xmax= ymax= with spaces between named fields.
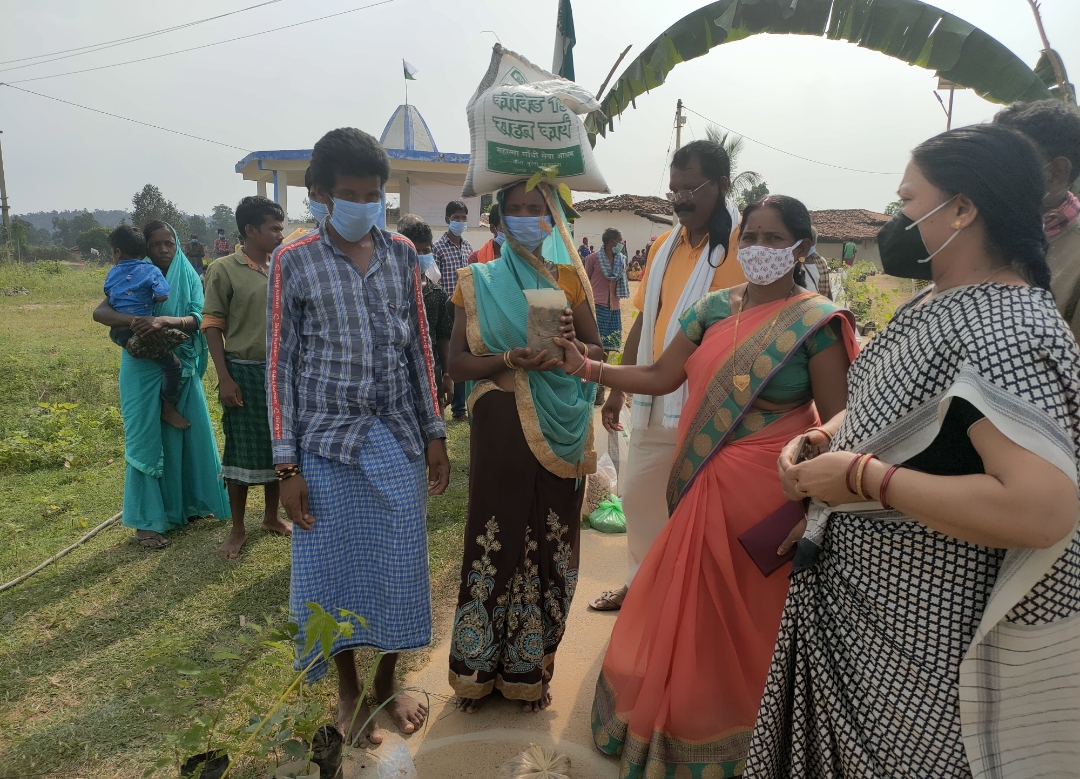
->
xmin=737 ymin=242 xmax=802 ymax=286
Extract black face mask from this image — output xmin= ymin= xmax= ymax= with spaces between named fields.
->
xmin=876 ymin=210 xmax=934 ymax=280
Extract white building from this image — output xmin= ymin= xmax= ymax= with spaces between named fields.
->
xmin=573 ymin=195 xmax=675 ymax=259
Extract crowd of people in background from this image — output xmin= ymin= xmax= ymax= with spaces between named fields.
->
xmin=89 ymin=96 xmax=1080 ymax=776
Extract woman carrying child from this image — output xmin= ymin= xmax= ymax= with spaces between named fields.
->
xmin=93 ymin=221 xmax=230 ymax=550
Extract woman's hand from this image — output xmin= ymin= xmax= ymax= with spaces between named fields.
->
xmin=557 ymin=307 xmax=582 ymax=354
xmin=785 ymin=451 xmax=863 ymax=506
xmin=777 ymin=429 xmax=833 ymax=498
xmin=509 ymin=347 xmax=560 ymax=373
xmin=130 ymin=316 xmax=166 ymax=337
xmin=552 ymin=336 xmax=585 ymax=376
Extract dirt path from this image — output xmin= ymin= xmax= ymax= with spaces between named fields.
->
xmin=346 ymin=414 xmax=626 ymax=778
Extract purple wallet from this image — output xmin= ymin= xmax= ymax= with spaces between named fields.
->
xmin=737 ymin=501 xmax=806 ymax=577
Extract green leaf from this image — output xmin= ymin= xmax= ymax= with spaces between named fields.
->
xmin=590 ymin=0 xmax=1051 ymax=142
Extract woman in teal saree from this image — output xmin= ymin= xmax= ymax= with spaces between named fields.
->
xmin=93 ymin=221 xmax=230 ymax=549
xmin=446 ymin=180 xmax=604 ymax=713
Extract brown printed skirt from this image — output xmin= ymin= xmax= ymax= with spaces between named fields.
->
xmin=448 ymin=390 xmax=583 ymax=702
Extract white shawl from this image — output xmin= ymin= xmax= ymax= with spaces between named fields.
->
xmin=631 ymin=200 xmax=741 ymax=429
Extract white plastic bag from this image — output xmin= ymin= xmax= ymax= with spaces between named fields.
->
xmin=594 ymin=453 xmax=617 ymax=493
xmin=376 ymin=736 xmax=417 ymax=779
xmin=607 ymin=407 xmax=631 ymax=496
xmin=497 ymin=743 xmax=571 ymax=779
xmin=463 ymin=44 xmax=609 ymax=198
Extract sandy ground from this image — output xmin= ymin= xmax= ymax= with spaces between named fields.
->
xmin=344 ymin=411 xmax=626 ymax=778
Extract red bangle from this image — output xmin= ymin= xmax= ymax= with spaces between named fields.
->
xmin=879 ymin=465 xmax=901 ymax=509
xmin=845 ymin=454 xmax=863 ymax=495
xmin=583 ymin=359 xmax=592 ymax=384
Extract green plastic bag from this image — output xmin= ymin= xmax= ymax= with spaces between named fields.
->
xmin=588 ymin=495 xmax=626 ymax=534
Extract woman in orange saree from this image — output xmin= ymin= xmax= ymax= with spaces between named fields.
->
xmin=558 ymin=196 xmax=859 ymax=778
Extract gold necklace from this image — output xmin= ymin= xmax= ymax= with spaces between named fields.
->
xmin=732 ymin=284 xmax=796 ymax=392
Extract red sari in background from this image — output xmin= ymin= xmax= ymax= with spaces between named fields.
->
xmin=593 ymin=293 xmax=858 ymax=778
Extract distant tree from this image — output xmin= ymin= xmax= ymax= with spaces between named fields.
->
xmin=11 ymin=216 xmax=54 ymax=247
xmin=705 ymin=125 xmax=764 ymax=207
xmin=76 ymin=226 xmax=111 ymax=258
xmin=738 ymin=181 xmax=771 ymax=209
xmin=52 ymin=211 xmax=100 ymax=246
xmin=884 ymin=199 xmax=902 ymax=215
xmin=131 ymin=184 xmax=187 ymax=233
xmin=210 ymin=204 xmax=236 ymax=236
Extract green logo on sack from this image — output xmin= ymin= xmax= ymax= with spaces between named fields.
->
xmin=507 ymin=68 xmax=528 ymax=85
xmin=486 ymin=142 xmax=585 ymax=177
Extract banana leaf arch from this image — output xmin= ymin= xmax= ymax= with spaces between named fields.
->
xmin=586 ymin=0 xmax=1053 ymax=141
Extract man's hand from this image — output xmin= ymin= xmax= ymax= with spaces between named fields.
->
xmin=279 ymin=471 xmax=315 ymax=530
xmin=426 ymin=439 xmax=450 ymax=496
xmin=218 ymin=375 xmax=244 ymax=407
xmin=441 ymin=376 xmax=454 ymax=407
xmin=601 ymin=389 xmax=625 ymax=434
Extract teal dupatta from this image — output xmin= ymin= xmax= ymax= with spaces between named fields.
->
xmin=460 ymin=184 xmax=596 ymax=479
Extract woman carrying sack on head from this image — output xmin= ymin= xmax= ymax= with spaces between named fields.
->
xmin=559 ymin=196 xmax=858 ymax=778
xmin=446 ymin=179 xmax=605 ymax=714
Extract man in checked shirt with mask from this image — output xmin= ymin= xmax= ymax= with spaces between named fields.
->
xmin=268 ymin=127 xmax=449 ymax=745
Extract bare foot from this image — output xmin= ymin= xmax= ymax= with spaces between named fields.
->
xmin=261 ymin=514 xmax=293 ymax=536
xmin=455 ymin=696 xmax=485 ymax=714
xmin=161 ymin=403 xmax=190 ymax=430
xmin=338 ymin=696 xmax=384 ymax=746
xmin=376 ymin=680 xmax=427 ymax=734
xmin=216 ymin=525 xmax=247 ymax=559
xmin=522 ymin=685 xmax=552 ymax=713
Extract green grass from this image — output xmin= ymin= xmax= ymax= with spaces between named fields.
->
xmin=0 ymin=263 xmax=471 ymax=778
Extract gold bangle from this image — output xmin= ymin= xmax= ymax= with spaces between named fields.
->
xmin=855 ymin=454 xmax=872 ymax=501
xmin=597 ymin=360 xmax=605 ymax=386
xmin=503 ymin=349 xmax=516 ymax=370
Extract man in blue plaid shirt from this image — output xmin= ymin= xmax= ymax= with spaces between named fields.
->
xmin=268 ymin=127 xmax=449 ymax=745
xmin=433 ymin=199 xmax=473 ymax=420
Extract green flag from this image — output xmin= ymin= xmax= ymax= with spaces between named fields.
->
xmin=552 ymin=0 xmax=576 ymax=81
xmin=403 ymin=59 xmax=418 ymax=81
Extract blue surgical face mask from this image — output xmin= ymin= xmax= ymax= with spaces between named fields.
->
xmin=448 ymin=219 xmax=469 ymax=237
xmin=418 ymin=252 xmax=435 ymax=271
xmin=493 ymin=231 xmax=506 ymax=246
xmin=329 ymin=197 xmax=381 ymax=242
xmin=809 ymin=244 xmax=817 ymax=255
xmin=309 ymin=200 xmax=329 ymax=224
xmin=504 ymin=215 xmax=553 ymax=252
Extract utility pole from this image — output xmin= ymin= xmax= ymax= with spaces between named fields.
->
xmin=946 ymin=86 xmax=955 ymax=130
xmin=0 ymin=131 xmax=10 ymax=253
xmin=674 ymin=99 xmax=686 ymax=150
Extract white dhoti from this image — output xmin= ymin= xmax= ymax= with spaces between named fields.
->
xmin=621 ymin=394 xmax=678 ymax=586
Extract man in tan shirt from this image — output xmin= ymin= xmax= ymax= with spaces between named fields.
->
xmin=590 ymin=140 xmax=747 ymax=610
xmin=995 ymin=100 xmax=1080 ymax=340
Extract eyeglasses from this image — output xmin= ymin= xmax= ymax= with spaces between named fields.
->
xmin=665 ymin=180 xmax=713 ymax=203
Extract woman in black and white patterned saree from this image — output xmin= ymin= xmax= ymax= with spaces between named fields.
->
xmin=746 ymin=124 xmax=1080 ymax=779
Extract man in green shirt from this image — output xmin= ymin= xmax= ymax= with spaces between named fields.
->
xmin=202 ymin=196 xmax=289 ymax=558
xmin=842 ymin=240 xmax=857 ymax=266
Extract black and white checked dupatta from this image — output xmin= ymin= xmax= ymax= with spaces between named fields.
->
xmin=746 ymin=283 xmax=1080 ymax=778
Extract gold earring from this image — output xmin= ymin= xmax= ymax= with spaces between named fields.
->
xmin=953 ymin=218 xmax=963 ymax=229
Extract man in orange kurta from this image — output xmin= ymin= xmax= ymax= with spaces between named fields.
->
xmin=590 ymin=140 xmax=747 ymax=611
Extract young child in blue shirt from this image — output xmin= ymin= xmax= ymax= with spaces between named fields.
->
xmin=104 ymin=225 xmax=188 ymax=429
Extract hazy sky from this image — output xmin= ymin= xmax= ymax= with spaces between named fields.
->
xmin=2 ymin=0 xmax=1078 ymax=217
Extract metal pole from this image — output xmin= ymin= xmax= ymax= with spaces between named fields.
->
xmin=0 ymin=131 xmax=11 ymax=251
xmin=675 ymin=99 xmax=685 ymax=150
xmin=946 ymin=87 xmax=955 ymax=131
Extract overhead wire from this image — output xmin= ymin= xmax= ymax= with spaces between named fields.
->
xmin=0 ymin=0 xmax=289 ymax=71
xmin=654 ymin=121 xmax=678 ymax=196
xmin=0 ymin=0 xmax=399 ymax=85
xmin=683 ymin=105 xmax=901 ymax=176
xmin=0 ymin=83 xmax=251 ymax=152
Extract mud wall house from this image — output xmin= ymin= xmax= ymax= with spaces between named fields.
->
xmin=573 ymin=195 xmax=676 ymax=258
xmin=810 ymin=209 xmax=890 ymax=268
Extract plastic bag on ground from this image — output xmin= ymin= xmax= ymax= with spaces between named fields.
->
xmin=376 ymin=735 xmax=417 ymax=779
xmin=589 ymin=494 xmax=626 ymax=534
xmin=497 ymin=743 xmax=571 ymax=779
xmin=463 ymin=44 xmax=609 ymax=198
